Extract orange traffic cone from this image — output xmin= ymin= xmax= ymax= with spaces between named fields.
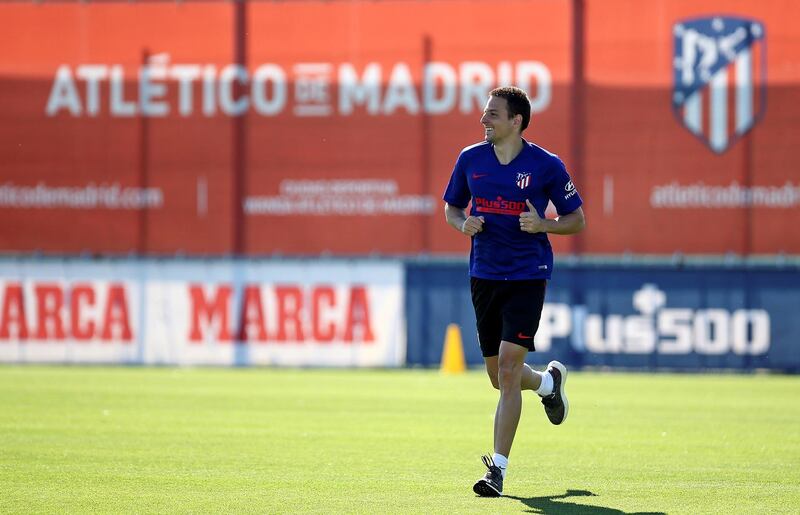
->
xmin=440 ymin=323 xmax=466 ymax=374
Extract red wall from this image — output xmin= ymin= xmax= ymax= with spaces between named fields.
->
xmin=0 ymin=0 xmax=797 ymax=256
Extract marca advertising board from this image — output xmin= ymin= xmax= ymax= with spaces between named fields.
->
xmin=0 ymin=0 xmax=798 ymax=255
xmin=0 ymin=258 xmax=405 ymax=367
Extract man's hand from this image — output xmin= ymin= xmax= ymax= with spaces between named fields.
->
xmin=461 ymin=216 xmax=485 ymax=236
xmin=519 ymin=199 xmax=546 ymax=233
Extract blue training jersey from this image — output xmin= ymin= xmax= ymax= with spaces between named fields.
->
xmin=442 ymin=139 xmax=583 ymax=281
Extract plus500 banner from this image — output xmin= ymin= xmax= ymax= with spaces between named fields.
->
xmin=406 ymin=263 xmax=800 ymax=371
xmin=0 ymin=259 xmax=405 ymax=367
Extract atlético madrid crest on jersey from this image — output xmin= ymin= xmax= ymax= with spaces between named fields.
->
xmin=672 ymin=16 xmax=766 ymax=154
xmin=516 ymin=172 xmax=531 ymax=189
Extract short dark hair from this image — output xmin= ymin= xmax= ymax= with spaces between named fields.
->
xmin=489 ymin=86 xmax=531 ymax=132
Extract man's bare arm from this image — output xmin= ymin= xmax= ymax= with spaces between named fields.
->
xmin=445 ymin=203 xmax=485 ymax=236
xmin=519 ymin=203 xmax=585 ymax=235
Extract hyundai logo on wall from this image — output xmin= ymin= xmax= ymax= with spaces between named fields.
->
xmin=672 ymin=16 xmax=766 ymax=154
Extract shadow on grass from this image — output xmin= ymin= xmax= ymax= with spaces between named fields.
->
xmin=504 ymin=489 xmax=666 ymax=514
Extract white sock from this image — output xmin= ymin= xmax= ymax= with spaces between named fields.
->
xmin=492 ymin=453 xmax=508 ymax=478
xmin=536 ymin=371 xmax=554 ymax=396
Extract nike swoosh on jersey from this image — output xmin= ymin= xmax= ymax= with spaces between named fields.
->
xmin=517 ymin=332 xmax=533 ymax=339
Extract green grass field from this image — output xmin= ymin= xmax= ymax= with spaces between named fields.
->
xmin=1 ymin=366 xmax=798 ymax=514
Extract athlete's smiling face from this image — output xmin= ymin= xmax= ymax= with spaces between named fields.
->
xmin=480 ymin=96 xmax=520 ymax=144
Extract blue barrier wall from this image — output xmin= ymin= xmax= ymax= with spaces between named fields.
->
xmin=406 ymin=261 xmax=800 ymax=372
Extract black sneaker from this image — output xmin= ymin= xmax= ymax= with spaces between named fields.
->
xmin=540 ymin=361 xmax=569 ymax=425
xmin=473 ymin=454 xmax=503 ymax=497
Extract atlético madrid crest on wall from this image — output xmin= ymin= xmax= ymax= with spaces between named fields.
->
xmin=672 ymin=16 xmax=766 ymax=154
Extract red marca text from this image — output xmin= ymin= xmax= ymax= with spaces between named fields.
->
xmin=188 ymin=284 xmax=375 ymax=343
xmin=0 ymin=282 xmax=133 ymax=342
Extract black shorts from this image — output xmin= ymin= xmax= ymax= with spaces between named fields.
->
xmin=470 ymin=277 xmax=547 ymax=357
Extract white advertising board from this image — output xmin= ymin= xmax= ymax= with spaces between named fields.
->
xmin=0 ymin=259 xmax=405 ymax=367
